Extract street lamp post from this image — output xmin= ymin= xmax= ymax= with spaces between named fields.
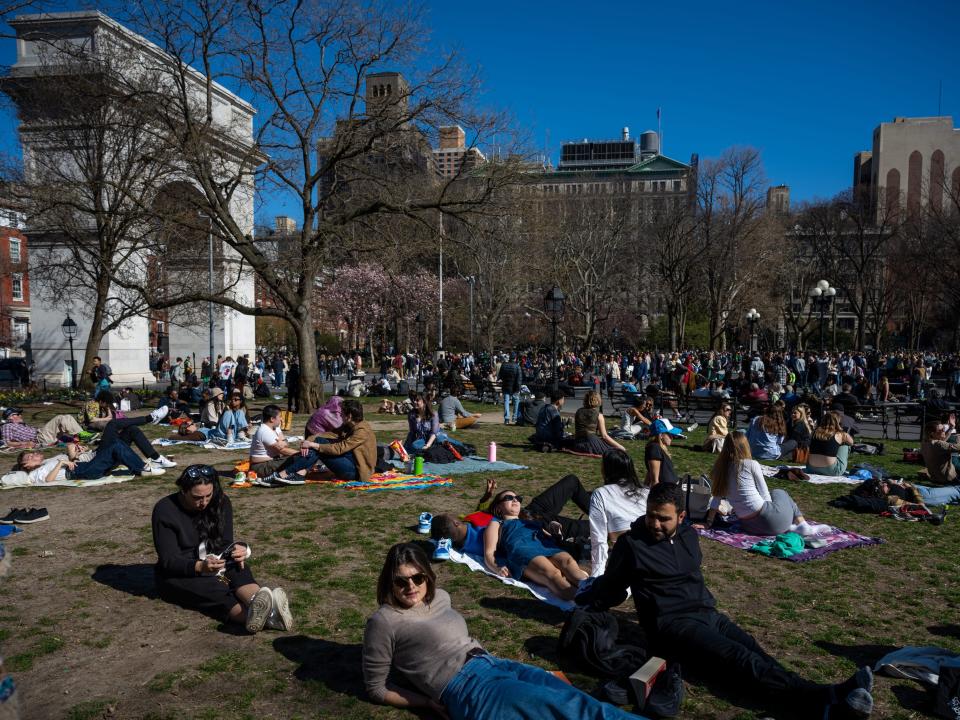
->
xmin=61 ymin=314 xmax=78 ymax=389
xmin=544 ymin=286 xmax=566 ymax=394
xmin=745 ymin=309 xmax=760 ymax=353
xmin=808 ymin=280 xmax=837 ymax=353
xmin=415 ymin=312 xmax=425 ymax=392
xmin=466 ymin=275 xmax=476 ymax=356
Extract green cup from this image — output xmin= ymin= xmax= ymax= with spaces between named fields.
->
xmin=414 ymin=456 xmax=424 ymax=475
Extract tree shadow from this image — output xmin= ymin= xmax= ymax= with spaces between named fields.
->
xmin=478 ymin=595 xmax=568 ymax=624
xmin=929 ymin=624 xmax=960 ymax=640
xmin=92 ymin=563 xmax=158 ymax=599
xmin=814 ymin=640 xmax=900 ymax=667
xmin=272 ymin=635 xmax=366 ymax=699
xmin=889 ymin=683 xmax=938 ymax=716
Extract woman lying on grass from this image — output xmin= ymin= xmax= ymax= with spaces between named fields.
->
xmin=483 ymin=489 xmax=588 ymax=600
xmin=363 ymin=542 xmax=643 ymax=719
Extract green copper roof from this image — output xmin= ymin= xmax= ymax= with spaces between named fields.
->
xmin=624 ymin=155 xmax=690 ymax=172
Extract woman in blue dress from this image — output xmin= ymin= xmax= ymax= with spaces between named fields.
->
xmin=483 ymin=488 xmax=588 ymax=601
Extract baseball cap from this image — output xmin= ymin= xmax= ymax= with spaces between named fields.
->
xmin=2 ymin=407 xmax=22 ymax=420
xmin=650 ymin=418 xmax=685 ymax=438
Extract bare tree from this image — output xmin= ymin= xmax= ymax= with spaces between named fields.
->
xmin=696 ymin=147 xmax=783 ymax=349
xmin=127 ymin=0 xmax=519 ymax=406
xmin=644 ymin=201 xmax=700 ymax=350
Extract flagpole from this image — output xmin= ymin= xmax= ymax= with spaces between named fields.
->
xmin=658 ymin=107 xmax=662 ymax=156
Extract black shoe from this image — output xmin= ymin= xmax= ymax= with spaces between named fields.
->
xmin=17 ymin=507 xmax=49 ymax=524
xmin=0 ymin=508 xmax=22 ymax=524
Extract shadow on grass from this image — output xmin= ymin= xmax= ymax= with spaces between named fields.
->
xmin=814 ymin=639 xmax=900 ymax=666
xmin=92 ymin=563 xmax=158 ymax=599
xmin=929 ymin=623 xmax=960 ymax=640
xmin=890 ymin=683 xmax=938 ymax=715
xmin=273 ymin=635 xmax=365 ymax=699
xmin=478 ymin=595 xmax=567 ymax=624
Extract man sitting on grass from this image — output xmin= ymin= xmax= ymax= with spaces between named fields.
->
xmin=577 ymin=482 xmax=876 ymax=719
xmin=249 ymin=405 xmax=318 ymax=486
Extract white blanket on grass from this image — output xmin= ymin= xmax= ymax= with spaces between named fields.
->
xmin=1 ymin=471 xmax=137 ymax=488
xmin=760 ymin=464 xmax=862 ymax=485
xmin=153 ymin=436 xmax=301 ymax=451
xmin=447 ymin=547 xmax=574 ymax=611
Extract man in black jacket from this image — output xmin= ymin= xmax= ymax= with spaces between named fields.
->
xmin=497 ymin=354 xmax=523 ymax=425
xmin=577 ymin=483 xmax=875 ymax=719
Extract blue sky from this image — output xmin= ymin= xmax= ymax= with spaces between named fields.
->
xmin=2 ymin=0 xmax=957 ymax=215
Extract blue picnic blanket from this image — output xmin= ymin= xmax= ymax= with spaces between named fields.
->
xmin=390 ymin=456 xmax=526 ymax=475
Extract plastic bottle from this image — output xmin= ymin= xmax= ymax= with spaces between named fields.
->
xmin=488 ymin=441 xmax=497 ymax=463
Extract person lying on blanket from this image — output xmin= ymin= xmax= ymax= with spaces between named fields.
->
xmin=577 ymin=481 xmax=877 ymax=720
xmin=484 ymin=488 xmax=589 ymax=601
xmin=430 ymin=476 xmax=591 ymax=558
xmin=696 ymin=431 xmax=829 ymax=537
xmin=0 ymin=407 xmax=92 ymax=449
xmin=362 ymin=542 xmax=642 ymax=720
xmin=854 ymin=476 xmax=960 ymax=510
xmin=14 ymin=435 xmax=170 ymax=484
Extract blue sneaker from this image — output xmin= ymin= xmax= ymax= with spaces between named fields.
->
xmin=418 ymin=512 xmax=433 ymax=535
xmin=433 ymin=538 xmax=452 ymax=560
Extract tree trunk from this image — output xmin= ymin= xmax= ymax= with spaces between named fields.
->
xmin=294 ymin=315 xmax=324 ymax=408
xmin=78 ymin=276 xmax=112 ymax=391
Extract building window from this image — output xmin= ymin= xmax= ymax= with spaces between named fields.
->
xmin=8 ymin=238 xmax=20 ymax=264
xmin=673 ymin=180 xmax=681 ymax=192
xmin=12 ymin=319 xmax=26 ymax=342
xmin=11 ymin=273 xmax=22 ymax=302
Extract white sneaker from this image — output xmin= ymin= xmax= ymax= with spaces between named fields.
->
xmin=267 ymin=587 xmax=294 ymax=631
xmin=246 ymin=587 xmax=274 ymax=634
xmin=138 ymin=461 xmax=166 ymax=476
xmin=149 ymin=405 xmax=170 ymax=424
xmin=154 ymin=454 xmax=177 ymax=468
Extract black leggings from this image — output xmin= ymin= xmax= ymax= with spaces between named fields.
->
xmin=525 ymin=474 xmax=591 ymax=541
xmin=100 ymin=417 xmax=159 ymax=460
xmin=157 ymin=566 xmax=256 ymax=620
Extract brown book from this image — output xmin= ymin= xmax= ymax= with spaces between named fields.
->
xmin=629 ymin=656 xmax=667 ymax=702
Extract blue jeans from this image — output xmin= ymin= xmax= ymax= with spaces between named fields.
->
xmin=503 ymin=393 xmax=520 ymax=422
xmin=72 ymin=438 xmax=145 ymax=478
xmin=917 ymin=484 xmax=960 ymax=505
xmin=441 ymin=653 xmax=644 ymax=720
xmin=313 ymin=437 xmax=358 ymax=480
xmin=278 ymin=449 xmax=322 ymax=476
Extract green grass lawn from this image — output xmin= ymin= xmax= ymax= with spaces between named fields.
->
xmin=0 ymin=399 xmax=956 ymax=719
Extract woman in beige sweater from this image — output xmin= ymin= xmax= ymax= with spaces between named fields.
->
xmin=703 ymin=403 xmax=732 ymax=453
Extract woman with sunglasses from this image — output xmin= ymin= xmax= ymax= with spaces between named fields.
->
xmin=151 ymin=464 xmax=293 ymax=634
xmin=483 ymin=489 xmax=587 ymax=601
xmin=363 ymin=543 xmax=642 ymax=719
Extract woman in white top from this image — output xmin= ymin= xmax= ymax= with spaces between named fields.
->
xmin=588 ymin=449 xmax=649 ymax=576
xmin=698 ymin=431 xmax=826 ymax=537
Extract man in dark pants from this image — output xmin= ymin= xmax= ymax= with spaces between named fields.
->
xmin=498 ymin=354 xmax=523 ymax=424
xmin=577 ymin=483 xmax=875 ymax=719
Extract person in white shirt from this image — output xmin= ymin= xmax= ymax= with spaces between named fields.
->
xmin=697 ymin=431 xmax=827 ymax=537
xmin=249 ymin=405 xmax=298 ymax=478
xmin=588 ymin=449 xmax=649 ymax=576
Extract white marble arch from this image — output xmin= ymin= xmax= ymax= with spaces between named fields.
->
xmin=4 ymin=11 xmax=257 ymax=386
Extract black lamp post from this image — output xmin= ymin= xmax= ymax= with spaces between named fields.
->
xmin=415 ymin=312 xmax=425 ymax=392
xmin=544 ymin=286 xmax=566 ymax=394
xmin=808 ymin=280 xmax=837 ymax=352
xmin=745 ymin=308 xmax=760 ymax=353
xmin=61 ymin=314 xmax=78 ymax=389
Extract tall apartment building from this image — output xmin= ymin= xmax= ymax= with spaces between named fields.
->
xmin=0 ymin=205 xmax=30 ymax=357
xmin=432 ymin=125 xmax=486 ymax=179
xmin=853 ymin=116 xmax=960 ymax=221
xmin=275 ymin=215 xmax=297 ymax=233
xmin=766 ymin=185 xmax=790 ymax=215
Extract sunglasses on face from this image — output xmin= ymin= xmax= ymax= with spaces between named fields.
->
xmin=499 ymin=495 xmax=523 ymax=504
xmin=393 ymin=573 xmax=426 ymax=589
xmin=184 ymin=464 xmax=217 ymax=480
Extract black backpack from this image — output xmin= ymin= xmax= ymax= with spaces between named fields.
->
xmin=557 ymin=608 xmax=648 ymax=680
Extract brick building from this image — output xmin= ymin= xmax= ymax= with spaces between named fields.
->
xmin=0 ymin=205 xmax=30 ymax=357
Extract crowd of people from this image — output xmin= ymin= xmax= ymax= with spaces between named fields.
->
xmin=11 ymin=342 xmax=960 ymax=719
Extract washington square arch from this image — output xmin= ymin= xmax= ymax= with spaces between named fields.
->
xmin=2 ymin=11 xmax=257 ymax=385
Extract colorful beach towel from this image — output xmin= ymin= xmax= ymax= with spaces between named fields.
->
xmin=696 ymin=522 xmax=883 ymax=561
xmin=390 ymin=456 xmax=526 ymax=475
xmin=759 ymin=464 xmax=862 ymax=485
xmin=447 ymin=547 xmax=574 ymax=610
xmin=323 ymin=471 xmax=453 ymax=492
